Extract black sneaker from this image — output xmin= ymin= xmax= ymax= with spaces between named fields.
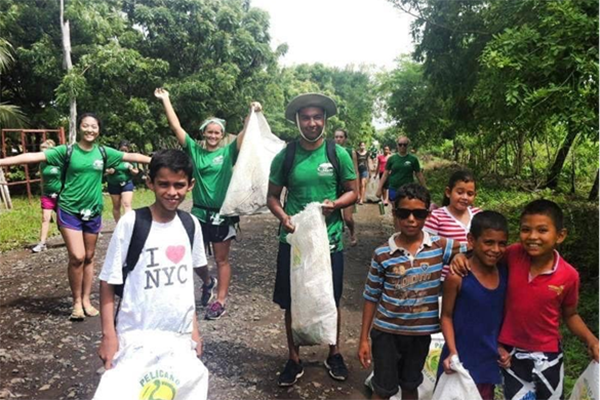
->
xmin=325 ymin=353 xmax=348 ymax=381
xmin=278 ymin=359 xmax=304 ymax=387
xmin=200 ymin=277 xmax=217 ymax=307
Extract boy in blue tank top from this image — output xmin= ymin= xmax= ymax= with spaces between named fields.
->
xmin=437 ymin=211 xmax=509 ymax=400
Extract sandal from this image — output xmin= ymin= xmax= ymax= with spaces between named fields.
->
xmin=350 ymin=236 xmax=358 ymax=247
xmin=70 ymin=307 xmax=85 ymax=321
xmin=83 ymin=306 xmax=100 ymax=317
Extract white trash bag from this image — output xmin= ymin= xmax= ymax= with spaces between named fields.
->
xmin=365 ymin=175 xmax=380 ymax=203
xmin=431 ymin=355 xmax=482 ymax=400
xmin=569 ymin=361 xmax=599 ymax=400
xmin=94 ymin=331 xmax=208 ymax=400
xmin=286 ymin=202 xmax=338 ymax=346
xmin=364 ymin=331 xmax=443 ymax=400
xmin=220 ymin=110 xmax=285 ymax=216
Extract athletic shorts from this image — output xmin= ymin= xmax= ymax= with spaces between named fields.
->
xmin=370 ymin=330 xmax=431 ymax=398
xmin=57 ymin=207 xmax=102 ymax=234
xmin=273 ymin=241 xmax=344 ymax=310
xmin=41 ymin=195 xmax=58 ymax=210
xmin=107 ymin=181 xmax=134 ymax=195
xmin=388 ymin=188 xmax=397 ymax=202
xmin=200 ymin=222 xmax=236 ymax=245
xmin=501 ymin=346 xmax=564 ymax=400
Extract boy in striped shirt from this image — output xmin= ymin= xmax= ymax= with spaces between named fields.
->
xmin=358 ymin=183 xmax=465 ymax=400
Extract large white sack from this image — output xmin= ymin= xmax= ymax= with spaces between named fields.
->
xmin=220 ymin=110 xmax=285 ymax=216
xmin=364 ymin=331 xmax=443 ymax=400
xmin=286 ymin=202 xmax=338 ymax=346
xmin=569 ymin=361 xmax=599 ymax=400
xmin=93 ymin=331 xmax=208 ymax=400
xmin=431 ymin=355 xmax=482 ymax=400
xmin=365 ymin=175 xmax=380 ymax=203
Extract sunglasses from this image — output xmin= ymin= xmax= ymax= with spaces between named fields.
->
xmin=394 ymin=208 xmax=429 ymax=220
xmin=397 ymin=143 xmax=409 ymax=147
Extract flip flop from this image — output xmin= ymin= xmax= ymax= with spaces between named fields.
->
xmin=70 ymin=308 xmax=85 ymax=321
xmin=83 ymin=306 xmax=100 ymax=317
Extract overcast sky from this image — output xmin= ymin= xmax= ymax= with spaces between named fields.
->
xmin=251 ymin=0 xmax=415 ymax=71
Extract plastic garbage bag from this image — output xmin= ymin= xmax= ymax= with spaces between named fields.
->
xmin=364 ymin=331 xmax=444 ymax=400
xmin=220 ymin=110 xmax=285 ymax=216
xmin=431 ymin=355 xmax=482 ymax=400
xmin=569 ymin=361 xmax=599 ymax=400
xmin=286 ymin=202 xmax=337 ymax=346
xmin=93 ymin=331 xmax=208 ymax=400
xmin=365 ymin=175 xmax=380 ymax=203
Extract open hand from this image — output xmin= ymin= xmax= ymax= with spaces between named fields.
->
xmin=449 ymin=253 xmax=470 ymax=277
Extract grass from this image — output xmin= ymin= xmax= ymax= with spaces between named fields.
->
xmin=0 ymin=188 xmax=156 ymax=252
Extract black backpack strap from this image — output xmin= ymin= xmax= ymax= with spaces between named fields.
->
xmin=176 ymin=209 xmax=196 ymax=250
xmin=282 ymin=140 xmax=297 ymax=188
xmin=60 ymin=144 xmax=74 ymax=193
xmin=325 ymin=139 xmax=344 ymax=193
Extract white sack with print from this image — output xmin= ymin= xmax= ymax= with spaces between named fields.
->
xmin=286 ymin=202 xmax=338 ymax=346
xmin=569 ymin=361 xmax=599 ymax=400
xmin=220 ymin=110 xmax=285 ymax=216
xmin=431 ymin=355 xmax=482 ymax=400
xmin=93 ymin=331 xmax=208 ymax=400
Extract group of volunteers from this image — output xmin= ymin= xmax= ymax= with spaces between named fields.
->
xmin=1 ymin=89 xmax=598 ymax=400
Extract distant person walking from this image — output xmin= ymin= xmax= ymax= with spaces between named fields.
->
xmin=356 ymin=141 xmax=369 ymax=204
xmin=32 ymin=139 xmax=61 ymax=253
xmin=105 ymin=140 xmax=139 ymax=223
xmin=376 ymin=146 xmax=392 ymax=206
xmin=334 ymin=129 xmax=359 ymax=246
xmin=0 ymin=113 xmax=150 ymax=320
xmin=377 ymin=136 xmax=425 ymax=202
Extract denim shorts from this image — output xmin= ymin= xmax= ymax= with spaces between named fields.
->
xmin=57 ymin=207 xmax=102 ymax=234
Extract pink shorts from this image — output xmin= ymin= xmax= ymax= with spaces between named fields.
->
xmin=41 ymin=195 xmax=58 ymax=210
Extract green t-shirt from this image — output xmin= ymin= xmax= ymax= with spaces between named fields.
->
xmin=344 ymin=146 xmax=354 ymax=159
xmin=183 ymin=134 xmax=239 ymax=225
xmin=106 ymin=161 xmax=135 ymax=186
xmin=44 ymin=144 xmax=123 ymax=218
xmin=40 ymin=162 xmax=62 ymax=197
xmin=269 ymin=142 xmax=357 ymax=252
xmin=386 ymin=153 xmax=421 ymax=190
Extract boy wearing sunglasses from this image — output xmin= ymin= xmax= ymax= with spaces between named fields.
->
xmin=358 ymin=183 xmax=465 ymax=400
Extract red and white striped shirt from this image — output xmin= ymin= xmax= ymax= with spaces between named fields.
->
xmin=424 ymin=206 xmax=482 ymax=279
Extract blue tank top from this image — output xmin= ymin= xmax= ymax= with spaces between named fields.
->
xmin=437 ymin=265 xmax=507 ymax=384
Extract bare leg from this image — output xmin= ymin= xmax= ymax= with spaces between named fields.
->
xmin=194 ymin=265 xmax=210 ymax=284
xmin=110 ymin=194 xmax=122 ymax=223
xmin=360 ymin=177 xmax=368 ymax=203
xmin=285 ymin=309 xmax=300 ymax=362
xmin=383 ymin=188 xmax=389 ymax=205
xmin=60 ymin=227 xmax=86 ymax=310
xmin=213 ymin=239 xmax=232 ymax=305
xmin=39 ymin=208 xmax=53 ymax=243
xmin=120 ymin=191 xmax=134 ymax=216
xmin=81 ymin=232 xmax=99 ymax=311
xmin=342 ymin=206 xmax=357 ymax=245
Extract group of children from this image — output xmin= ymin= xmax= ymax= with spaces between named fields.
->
xmin=359 ymin=171 xmax=599 ymax=400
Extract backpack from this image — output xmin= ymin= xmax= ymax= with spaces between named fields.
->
xmin=60 ymin=144 xmax=107 ymax=193
xmin=281 ymin=139 xmax=342 ymax=189
xmin=113 ymin=207 xmax=196 ymax=298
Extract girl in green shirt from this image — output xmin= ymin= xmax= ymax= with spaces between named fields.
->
xmin=0 ymin=114 xmax=150 ymax=321
xmin=32 ymin=139 xmax=61 ymax=253
xmin=155 ymin=88 xmax=260 ymax=320
xmin=105 ymin=140 xmax=139 ymax=223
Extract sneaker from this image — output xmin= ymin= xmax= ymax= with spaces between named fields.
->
xmin=200 ymin=277 xmax=217 ymax=307
xmin=205 ymin=301 xmax=226 ymax=320
xmin=325 ymin=353 xmax=348 ymax=381
xmin=32 ymin=242 xmax=47 ymax=253
xmin=278 ymin=359 xmax=304 ymax=387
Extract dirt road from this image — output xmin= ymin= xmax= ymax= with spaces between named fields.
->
xmin=0 ymin=202 xmax=395 ymax=400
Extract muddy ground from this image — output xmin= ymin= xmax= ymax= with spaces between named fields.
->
xmin=0 ymin=201 xmax=396 ymax=400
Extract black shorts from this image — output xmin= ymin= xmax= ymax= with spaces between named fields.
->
xmin=371 ymin=330 xmax=431 ymax=398
xmin=273 ymin=242 xmax=344 ymax=310
xmin=378 ymin=171 xmax=389 ymax=189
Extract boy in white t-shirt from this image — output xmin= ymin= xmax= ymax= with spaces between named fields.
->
xmin=94 ymin=149 xmax=209 ymax=400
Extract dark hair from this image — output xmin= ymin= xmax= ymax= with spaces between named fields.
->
xmin=77 ymin=113 xmax=102 ymax=132
xmin=442 ymin=169 xmax=476 ymax=206
xmin=521 ymin=199 xmax=564 ymax=231
xmin=470 ymin=211 xmax=509 ymax=239
xmin=148 ymin=149 xmax=194 ymax=183
xmin=118 ymin=140 xmax=131 ymax=150
xmin=335 ymin=129 xmax=348 ymax=139
xmin=394 ymin=183 xmax=431 ymax=209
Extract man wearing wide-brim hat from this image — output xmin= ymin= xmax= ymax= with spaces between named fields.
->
xmin=267 ymin=93 xmax=358 ymax=387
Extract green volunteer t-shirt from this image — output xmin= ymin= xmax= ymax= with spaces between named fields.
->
xmin=40 ymin=162 xmax=62 ymax=197
xmin=344 ymin=146 xmax=354 ymax=159
xmin=386 ymin=153 xmax=421 ymax=190
xmin=270 ymin=141 xmax=357 ymax=252
xmin=183 ymin=134 xmax=238 ymax=225
xmin=44 ymin=144 xmax=123 ymax=218
xmin=106 ymin=161 xmax=136 ymax=186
